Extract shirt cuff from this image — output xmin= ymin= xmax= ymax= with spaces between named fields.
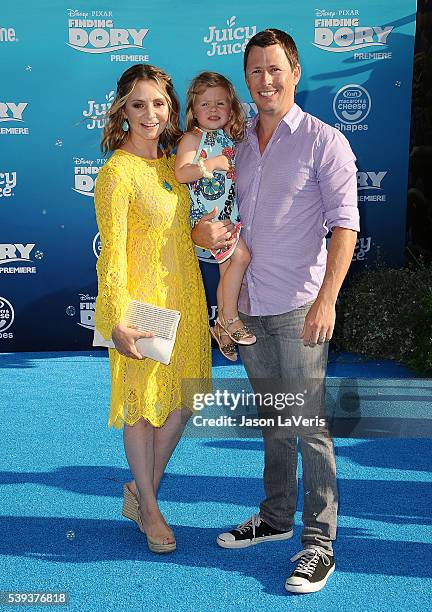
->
xmin=326 ymin=207 xmax=360 ymax=232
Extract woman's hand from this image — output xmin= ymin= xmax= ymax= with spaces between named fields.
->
xmin=112 ymin=323 xmax=154 ymax=360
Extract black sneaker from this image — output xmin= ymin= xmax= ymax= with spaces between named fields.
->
xmin=217 ymin=513 xmax=293 ymax=549
xmin=285 ymin=548 xmax=335 ymax=593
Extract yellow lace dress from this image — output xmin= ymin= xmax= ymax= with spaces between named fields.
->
xmin=94 ymin=150 xmax=211 ymax=428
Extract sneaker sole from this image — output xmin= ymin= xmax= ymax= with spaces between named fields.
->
xmin=284 ymin=563 xmax=335 ymax=594
xmin=217 ymin=529 xmax=293 ymax=549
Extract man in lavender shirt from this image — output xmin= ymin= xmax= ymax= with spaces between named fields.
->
xmin=192 ymin=28 xmax=359 ymax=594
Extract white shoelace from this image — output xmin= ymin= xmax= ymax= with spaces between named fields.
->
xmin=290 ymin=548 xmax=331 ymax=577
xmin=235 ymin=513 xmax=262 ymax=538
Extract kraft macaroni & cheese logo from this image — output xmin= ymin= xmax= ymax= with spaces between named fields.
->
xmin=333 ymin=84 xmax=371 ymax=133
xmin=0 ymin=296 xmax=15 ymax=338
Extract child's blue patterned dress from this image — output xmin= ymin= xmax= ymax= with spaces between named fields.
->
xmin=188 ymin=128 xmax=240 ymax=227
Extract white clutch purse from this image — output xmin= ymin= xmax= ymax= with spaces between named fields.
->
xmin=93 ymin=300 xmax=181 ymax=365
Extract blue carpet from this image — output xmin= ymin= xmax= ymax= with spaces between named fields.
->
xmin=0 ymin=350 xmax=431 ymax=611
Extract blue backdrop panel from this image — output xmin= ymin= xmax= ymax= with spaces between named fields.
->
xmin=0 ymin=1 xmax=416 ymax=350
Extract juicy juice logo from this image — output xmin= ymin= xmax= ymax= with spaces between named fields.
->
xmin=67 ymin=9 xmax=148 ymax=53
xmin=203 ymin=16 xmax=256 ymax=56
xmin=82 ymin=91 xmax=114 ymax=129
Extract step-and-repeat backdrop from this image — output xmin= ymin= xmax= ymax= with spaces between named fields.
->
xmin=0 ymin=1 xmax=416 ymax=350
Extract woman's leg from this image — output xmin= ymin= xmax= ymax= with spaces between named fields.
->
xmin=127 ymin=412 xmax=190 ymax=494
xmin=153 ymin=409 xmax=191 ymax=493
xmin=123 ymin=418 xmax=174 ymax=542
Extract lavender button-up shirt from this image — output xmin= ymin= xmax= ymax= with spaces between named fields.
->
xmin=236 ymin=103 xmax=360 ymax=316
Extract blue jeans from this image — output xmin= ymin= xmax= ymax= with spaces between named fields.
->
xmin=239 ymin=303 xmax=338 ymax=554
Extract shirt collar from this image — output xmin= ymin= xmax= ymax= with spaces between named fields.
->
xmin=281 ymin=103 xmax=304 ymax=133
xmin=247 ymin=103 xmax=304 ymax=141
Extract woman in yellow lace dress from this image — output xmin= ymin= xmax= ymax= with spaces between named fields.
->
xmin=94 ymin=64 xmax=211 ymax=553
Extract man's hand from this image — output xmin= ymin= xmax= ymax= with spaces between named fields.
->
xmin=112 ymin=323 xmax=154 ymax=360
xmin=191 ymin=206 xmax=236 ymax=250
xmin=300 ymin=298 xmax=335 ymax=347
xmin=301 ymin=227 xmax=357 ymax=347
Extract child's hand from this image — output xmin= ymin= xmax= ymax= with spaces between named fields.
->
xmin=207 ymin=154 xmax=231 ymax=173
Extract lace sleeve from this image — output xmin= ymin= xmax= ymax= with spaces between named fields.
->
xmin=94 ymin=164 xmax=132 ymax=339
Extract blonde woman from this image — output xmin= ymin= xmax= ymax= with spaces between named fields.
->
xmin=94 ymin=64 xmax=211 ymax=553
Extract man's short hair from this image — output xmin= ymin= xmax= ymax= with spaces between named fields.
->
xmin=244 ymin=28 xmax=299 ymax=72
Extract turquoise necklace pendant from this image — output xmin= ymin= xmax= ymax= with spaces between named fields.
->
xmin=163 ymin=180 xmax=172 ymax=191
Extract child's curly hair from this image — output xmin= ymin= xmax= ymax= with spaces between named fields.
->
xmin=185 ymin=72 xmax=246 ymax=142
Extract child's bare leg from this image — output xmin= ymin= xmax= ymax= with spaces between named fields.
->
xmin=216 ymin=261 xmax=228 ymax=322
xmin=217 ymin=261 xmax=231 ymax=343
xmin=221 ymin=237 xmax=251 ymax=333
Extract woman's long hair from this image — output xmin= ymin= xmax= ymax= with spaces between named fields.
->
xmin=101 ymin=64 xmax=182 ymax=156
xmin=185 ymin=72 xmax=246 ymax=142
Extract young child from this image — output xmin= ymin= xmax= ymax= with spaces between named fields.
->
xmin=175 ymin=72 xmax=256 ymax=361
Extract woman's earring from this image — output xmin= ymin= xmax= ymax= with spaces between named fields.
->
xmin=122 ymin=120 xmax=129 ymax=132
